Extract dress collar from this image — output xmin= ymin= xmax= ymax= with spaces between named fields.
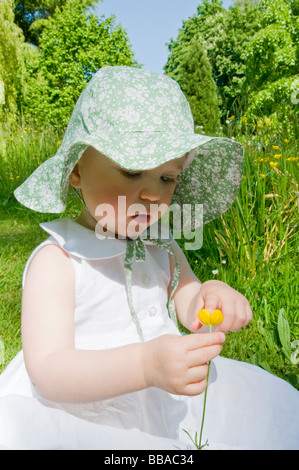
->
xmin=40 ymin=217 xmax=128 ymax=260
xmin=40 ymin=217 xmax=171 ymax=260
xmin=40 ymin=217 xmax=179 ymax=341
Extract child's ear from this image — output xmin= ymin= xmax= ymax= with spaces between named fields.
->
xmin=69 ymin=163 xmax=81 ymax=188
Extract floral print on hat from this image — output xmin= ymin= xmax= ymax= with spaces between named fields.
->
xmin=14 ymin=66 xmax=244 ymax=226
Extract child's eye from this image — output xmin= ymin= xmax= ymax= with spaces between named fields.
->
xmin=122 ymin=170 xmax=142 ymax=178
xmin=161 ymin=176 xmax=177 ymax=183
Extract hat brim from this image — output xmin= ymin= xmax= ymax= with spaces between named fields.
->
xmin=14 ymin=132 xmax=243 ymax=224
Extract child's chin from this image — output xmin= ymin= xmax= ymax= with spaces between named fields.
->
xmin=125 ymin=225 xmax=148 ymax=239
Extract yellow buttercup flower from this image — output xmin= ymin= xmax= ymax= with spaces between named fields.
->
xmin=270 ymin=161 xmax=278 ymax=168
xmin=187 ymin=308 xmax=224 ymax=449
xmin=273 ymin=154 xmax=282 ymax=159
xmin=198 ymin=309 xmax=224 ymax=327
xmin=272 ymin=145 xmax=279 ymax=150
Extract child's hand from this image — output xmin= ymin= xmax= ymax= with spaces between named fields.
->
xmin=142 ymin=332 xmax=225 ymax=396
xmin=190 ymin=280 xmax=252 ymax=333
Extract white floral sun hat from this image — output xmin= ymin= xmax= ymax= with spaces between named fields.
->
xmin=14 ymin=66 xmax=244 ymax=225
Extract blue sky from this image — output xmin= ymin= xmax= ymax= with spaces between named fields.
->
xmin=94 ymin=0 xmax=235 ymax=73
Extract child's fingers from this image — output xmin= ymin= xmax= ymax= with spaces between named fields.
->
xmin=183 ymin=331 xmax=225 ymax=349
xmin=216 ymin=299 xmax=253 ymax=332
xmin=190 ymin=293 xmax=221 ymax=331
xmin=187 ymin=342 xmax=223 ymax=367
xmin=190 ymin=317 xmax=202 ymax=331
xmin=197 ymin=293 xmax=224 ymax=329
xmin=200 ymin=293 xmax=221 ymax=317
xmin=233 ymin=300 xmax=252 ymax=330
xmin=189 ymin=295 xmax=205 ymax=331
xmin=184 ymin=379 xmax=208 ymax=396
xmin=245 ymin=302 xmax=253 ymax=325
xmin=216 ymin=299 xmax=235 ymax=332
xmin=186 ymin=365 xmax=209 ymax=393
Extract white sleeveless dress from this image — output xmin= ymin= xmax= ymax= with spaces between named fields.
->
xmin=0 ymin=218 xmax=298 ymax=450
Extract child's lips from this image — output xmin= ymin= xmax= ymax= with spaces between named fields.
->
xmin=129 ymin=213 xmax=151 ymax=224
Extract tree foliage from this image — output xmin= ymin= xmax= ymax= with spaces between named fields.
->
xmin=244 ymin=0 xmax=298 ymax=137
xmin=165 ymin=0 xmax=298 ymax=137
xmin=20 ymin=0 xmax=138 ymax=129
xmin=166 ymin=35 xmax=220 ymax=134
xmin=165 ymin=0 xmax=261 ymax=121
xmin=13 ymin=0 xmax=96 ymax=45
xmin=0 ymin=0 xmax=26 ymax=126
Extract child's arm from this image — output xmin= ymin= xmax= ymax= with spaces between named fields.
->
xmin=22 ymin=244 xmax=224 ymax=403
xmin=168 ymin=240 xmax=252 ymax=333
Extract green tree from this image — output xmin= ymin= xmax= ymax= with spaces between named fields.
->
xmin=0 ymin=0 xmax=25 ymax=126
xmin=13 ymin=0 xmax=96 ymax=45
xmin=167 ymin=35 xmax=220 ymax=134
xmin=23 ymin=0 xmax=138 ymax=129
xmin=165 ymin=0 xmax=261 ymax=121
xmin=244 ymin=0 xmax=298 ymax=137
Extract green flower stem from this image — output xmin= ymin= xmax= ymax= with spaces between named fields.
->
xmin=198 ymin=324 xmax=212 ymax=450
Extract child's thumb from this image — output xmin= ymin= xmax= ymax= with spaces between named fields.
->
xmin=190 ymin=295 xmax=205 ymax=331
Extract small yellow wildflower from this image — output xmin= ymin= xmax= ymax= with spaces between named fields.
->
xmin=198 ymin=309 xmax=224 ymax=327
xmin=227 ymin=115 xmax=235 ymax=120
xmin=189 ymin=309 xmax=224 ymax=450
xmin=284 ymin=139 xmax=289 ymax=143
xmin=287 ymin=157 xmax=299 ymax=162
xmin=57 ymin=141 xmax=61 ymax=145
xmin=241 ymin=117 xmax=248 ymax=122
xmin=270 ymin=161 xmax=278 ymax=168
xmin=273 ymin=154 xmax=282 ymax=159
xmin=259 ymin=174 xmax=266 ymax=178
xmin=272 ymin=145 xmax=279 ymax=150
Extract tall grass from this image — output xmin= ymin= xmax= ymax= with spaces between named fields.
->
xmin=0 ymin=122 xmax=298 ymax=388
xmin=0 ymin=125 xmax=62 ymax=203
xmin=182 ymin=119 xmax=299 ymax=388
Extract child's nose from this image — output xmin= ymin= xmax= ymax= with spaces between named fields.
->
xmin=139 ymin=184 xmax=161 ymax=203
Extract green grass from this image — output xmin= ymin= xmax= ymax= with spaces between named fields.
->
xmin=0 ymin=123 xmax=298 ymax=389
xmin=0 ymin=210 xmax=47 ymax=367
xmin=0 ymin=198 xmax=81 ymax=372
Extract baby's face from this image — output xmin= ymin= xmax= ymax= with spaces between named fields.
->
xmin=70 ymin=147 xmax=186 ymax=238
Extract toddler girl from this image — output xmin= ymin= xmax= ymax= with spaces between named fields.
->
xmin=0 ymin=67 xmax=298 ymax=450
